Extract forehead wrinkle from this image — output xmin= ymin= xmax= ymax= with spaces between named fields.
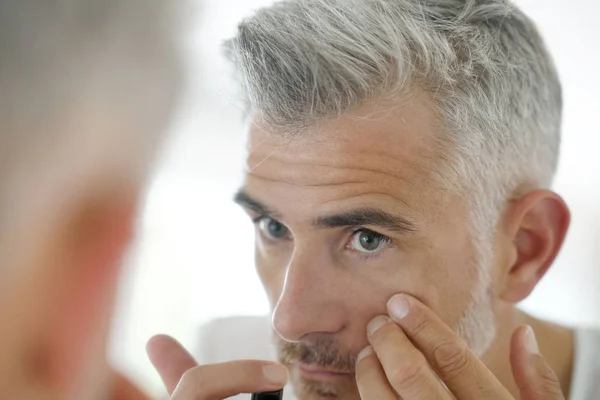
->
xmin=248 ymin=160 xmax=415 ymax=189
xmin=245 ymin=172 xmax=414 ymax=214
xmin=247 ymin=140 xmax=424 ymax=185
xmin=319 ymin=191 xmax=414 ymax=211
xmin=250 ymin=159 xmax=411 ymax=182
xmin=248 ymin=140 xmax=434 ymax=184
xmin=248 ymin=172 xmax=365 ymax=188
xmin=251 ymin=138 xmax=419 ymax=166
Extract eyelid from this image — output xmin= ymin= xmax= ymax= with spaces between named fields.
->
xmin=251 ymin=213 xmax=273 ymax=224
xmin=349 ymin=227 xmax=392 ymax=240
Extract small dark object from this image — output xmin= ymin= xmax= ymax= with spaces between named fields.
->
xmin=250 ymin=389 xmax=284 ymax=400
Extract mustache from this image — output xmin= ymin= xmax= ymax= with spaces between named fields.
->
xmin=276 ymin=337 xmax=358 ymax=373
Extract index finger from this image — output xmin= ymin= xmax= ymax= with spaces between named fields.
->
xmin=171 ymin=360 xmax=288 ymax=400
xmin=387 ymin=294 xmax=512 ymax=399
xmin=146 ymin=334 xmax=199 ymax=394
xmin=147 ymin=334 xmax=289 ymax=400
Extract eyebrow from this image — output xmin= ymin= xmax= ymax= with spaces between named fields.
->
xmin=312 ymin=208 xmax=416 ymax=235
xmin=234 ymin=190 xmax=281 ymax=219
xmin=234 ymin=190 xmax=416 ymax=235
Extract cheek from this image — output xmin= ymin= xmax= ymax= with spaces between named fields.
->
xmin=420 ymin=248 xmax=483 ymax=332
xmin=337 ymin=258 xmax=427 ymax=336
xmin=353 ymin=249 xmax=438 ymax=305
xmin=358 ymin=246 xmax=477 ymax=332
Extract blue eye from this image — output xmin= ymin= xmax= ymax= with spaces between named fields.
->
xmin=257 ymin=218 xmax=291 ymax=241
xmin=350 ymin=229 xmax=391 ymax=253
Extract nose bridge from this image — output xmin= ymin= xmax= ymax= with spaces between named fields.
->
xmin=272 ymin=242 xmax=345 ymax=341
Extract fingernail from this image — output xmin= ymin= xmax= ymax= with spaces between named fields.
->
xmin=367 ymin=315 xmax=391 ymax=336
xmin=524 ymin=326 xmax=540 ymax=355
xmin=357 ymin=346 xmax=374 ymax=362
xmin=262 ymin=364 xmax=289 ymax=385
xmin=388 ymin=294 xmax=410 ymax=320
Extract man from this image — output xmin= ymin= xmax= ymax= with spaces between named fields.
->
xmin=150 ymin=0 xmax=598 ymax=399
xmin=198 ymin=0 xmax=598 ymax=398
xmin=0 ymin=0 xmax=183 ymax=398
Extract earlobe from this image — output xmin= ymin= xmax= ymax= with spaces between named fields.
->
xmin=499 ymin=190 xmax=570 ymax=303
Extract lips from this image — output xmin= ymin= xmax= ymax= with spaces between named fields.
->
xmin=296 ymin=362 xmax=354 ymax=380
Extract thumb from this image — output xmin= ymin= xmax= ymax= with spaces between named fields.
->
xmin=147 ymin=334 xmax=199 ymax=395
xmin=510 ymin=325 xmax=565 ymax=400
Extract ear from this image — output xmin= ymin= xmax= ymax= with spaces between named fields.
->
xmin=498 ymin=190 xmax=570 ymax=303
xmin=27 ymin=189 xmax=138 ymax=396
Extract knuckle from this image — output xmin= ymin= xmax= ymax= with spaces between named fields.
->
xmin=356 ymin=355 xmax=375 ymax=375
xmin=356 ymin=359 xmax=378 ymax=385
xmin=223 ymin=360 xmax=257 ymax=385
xmin=371 ymin=322 xmax=397 ymax=344
xmin=539 ymin=366 xmax=564 ymax=396
xmin=431 ymin=341 xmax=471 ymax=379
xmin=179 ymin=367 xmax=206 ymax=393
xmin=388 ymin=353 xmax=429 ymax=391
xmin=408 ymin=313 xmax=430 ymax=338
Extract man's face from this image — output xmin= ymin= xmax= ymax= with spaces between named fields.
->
xmin=237 ymin=98 xmax=497 ymax=399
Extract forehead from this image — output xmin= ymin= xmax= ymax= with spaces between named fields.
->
xmin=243 ymin=98 xmax=446 ymax=221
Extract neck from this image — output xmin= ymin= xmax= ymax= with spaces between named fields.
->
xmin=481 ymin=306 xmax=574 ymax=397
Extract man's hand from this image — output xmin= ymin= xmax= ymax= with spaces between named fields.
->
xmin=146 ymin=334 xmax=288 ymax=399
xmin=355 ymin=294 xmax=565 ymax=400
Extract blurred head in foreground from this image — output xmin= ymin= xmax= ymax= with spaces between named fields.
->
xmin=0 ymin=1 xmax=182 ymax=399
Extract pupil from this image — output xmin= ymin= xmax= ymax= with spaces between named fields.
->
xmin=269 ymin=220 xmax=284 ymax=237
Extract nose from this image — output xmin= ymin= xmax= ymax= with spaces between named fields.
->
xmin=271 ymin=247 xmax=346 ymax=342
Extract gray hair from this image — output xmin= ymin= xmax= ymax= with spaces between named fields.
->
xmin=225 ymin=0 xmax=562 ymax=234
xmin=0 ymin=0 xmax=183 ymax=232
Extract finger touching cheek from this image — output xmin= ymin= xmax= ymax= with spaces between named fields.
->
xmin=366 ymin=315 xmax=453 ymax=399
xmin=387 ymin=294 xmax=510 ymax=398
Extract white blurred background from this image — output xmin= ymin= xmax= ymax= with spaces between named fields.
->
xmin=108 ymin=0 xmax=600 ymax=395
